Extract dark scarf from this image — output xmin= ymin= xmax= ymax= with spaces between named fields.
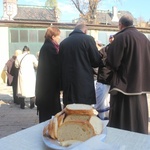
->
xmin=52 ymin=40 xmax=59 ymax=54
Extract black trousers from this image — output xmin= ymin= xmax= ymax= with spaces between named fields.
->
xmin=12 ymin=82 xmax=20 ymax=104
xmin=38 ymin=109 xmax=52 ymax=123
xmin=20 ymin=97 xmax=35 ymax=109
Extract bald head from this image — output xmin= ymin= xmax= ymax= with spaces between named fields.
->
xmin=75 ymin=22 xmax=88 ymax=34
xmin=119 ymin=15 xmax=134 ymax=30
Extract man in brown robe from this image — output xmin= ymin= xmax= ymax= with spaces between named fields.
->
xmin=106 ymin=15 xmax=150 ymax=134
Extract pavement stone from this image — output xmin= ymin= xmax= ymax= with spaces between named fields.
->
xmin=0 ymin=83 xmax=39 ymax=138
xmin=0 ymin=82 xmax=150 ymax=139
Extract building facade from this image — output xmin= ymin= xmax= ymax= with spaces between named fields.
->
xmin=0 ymin=21 xmax=150 ymax=83
xmin=1 ymin=0 xmax=58 ymax=22
xmin=0 ymin=1 xmax=150 ymax=83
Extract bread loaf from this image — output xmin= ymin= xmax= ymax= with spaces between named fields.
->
xmin=89 ymin=116 xmax=103 ymax=134
xmin=52 ymin=116 xmax=58 ymax=139
xmin=65 ymin=104 xmax=96 ymax=115
xmin=47 ymin=112 xmax=66 ymax=139
xmin=64 ymin=114 xmax=90 ymax=123
xmin=61 ymin=115 xmax=103 ymax=139
xmin=45 ymin=104 xmax=103 ymax=147
xmin=57 ymin=121 xmax=95 ymax=142
xmin=48 ymin=119 xmax=56 ymax=139
xmin=57 ymin=112 xmax=65 ymax=127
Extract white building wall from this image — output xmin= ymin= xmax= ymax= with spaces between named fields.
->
xmin=90 ymin=30 xmax=99 ymax=41
xmin=0 ymin=27 xmax=9 ymax=83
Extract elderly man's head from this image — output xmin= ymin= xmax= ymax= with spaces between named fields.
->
xmin=118 ymin=15 xmax=134 ymax=30
xmin=75 ymin=21 xmax=88 ymax=34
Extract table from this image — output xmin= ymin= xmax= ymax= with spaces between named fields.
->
xmin=0 ymin=120 xmax=150 ymax=150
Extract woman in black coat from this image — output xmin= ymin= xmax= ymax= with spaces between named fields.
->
xmin=35 ymin=26 xmax=62 ymax=123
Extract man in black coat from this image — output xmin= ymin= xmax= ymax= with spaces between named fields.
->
xmin=106 ymin=15 xmax=150 ymax=134
xmin=59 ymin=23 xmax=103 ymax=106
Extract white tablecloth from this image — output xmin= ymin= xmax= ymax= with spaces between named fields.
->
xmin=105 ymin=127 xmax=150 ymax=150
xmin=0 ymin=121 xmax=150 ymax=150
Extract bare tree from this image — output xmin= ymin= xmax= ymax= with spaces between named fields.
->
xmin=137 ymin=17 xmax=147 ymax=27
xmin=71 ymin=0 xmax=123 ymax=24
xmin=71 ymin=0 xmax=101 ymax=24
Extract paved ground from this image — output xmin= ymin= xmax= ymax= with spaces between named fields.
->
xmin=0 ymin=83 xmax=39 ymax=138
xmin=0 ymin=82 xmax=150 ymax=139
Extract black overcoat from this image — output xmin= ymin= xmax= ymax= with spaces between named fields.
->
xmin=35 ymin=39 xmax=61 ymax=115
xmin=59 ymin=29 xmax=103 ymax=105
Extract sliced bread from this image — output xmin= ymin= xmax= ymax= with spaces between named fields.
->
xmin=89 ymin=116 xmax=103 ymax=134
xmin=64 ymin=114 xmax=90 ymax=123
xmin=52 ymin=116 xmax=58 ymax=139
xmin=46 ymin=103 xmax=103 ymax=147
xmin=57 ymin=121 xmax=95 ymax=142
xmin=57 ymin=112 xmax=66 ymax=127
xmin=64 ymin=115 xmax=103 ymax=135
xmin=65 ymin=104 xmax=95 ymax=115
xmin=48 ymin=119 xmax=55 ymax=139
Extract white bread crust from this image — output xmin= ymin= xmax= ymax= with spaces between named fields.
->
xmin=44 ymin=104 xmax=103 ymax=147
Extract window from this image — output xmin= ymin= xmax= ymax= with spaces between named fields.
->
xmin=10 ymin=30 xmax=19 ymax=42
xmin=20 ymin=30 xmax=28 ymax=42
xmin=38 ymin=30 xmax=45 ymax=42
xmin=29 ymin=30 xmax=37 ymax=42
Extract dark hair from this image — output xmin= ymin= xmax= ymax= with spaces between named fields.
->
xmin=119 ymin=15 xmax=133 ymax=27
xmin=23 ymin=46 xmax=30 ymax=52
xmin=109 ymin=35 xmax=113 ymax=39
xmin=45 ymin=26 xmax=60 ymax=40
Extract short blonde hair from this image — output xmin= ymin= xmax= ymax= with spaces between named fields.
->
xmin=14 ymin=49 xmax=22 ymax=56
xmin=45 ymin=26 xmax=60 ymax=40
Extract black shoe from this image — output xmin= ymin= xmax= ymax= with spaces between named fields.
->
xmin=20 ymin=98 xmax=25 ymax=109
xmin=20 ymin=106 xmax=25 ymax=109
xmin=30 ymin=104 xmax=35 ymax=109
xmin=30 ymin=97 xmax=35 ymax=109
